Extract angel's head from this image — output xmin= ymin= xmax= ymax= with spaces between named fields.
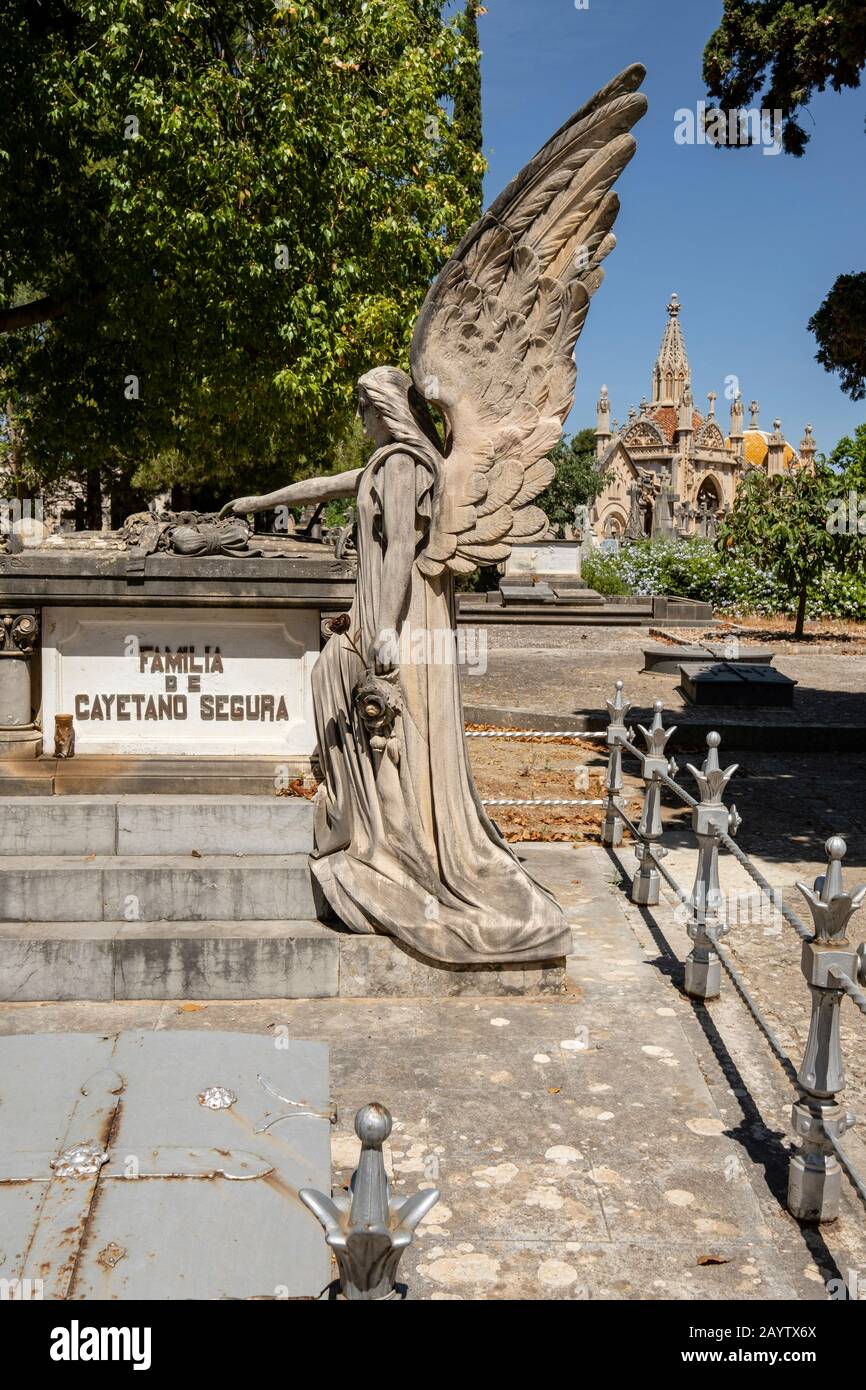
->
xmin=357 ymin=366 xmax=442 ymax=460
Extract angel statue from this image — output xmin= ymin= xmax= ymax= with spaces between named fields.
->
xmin=221 ymin=65 xmax=647 ymax=965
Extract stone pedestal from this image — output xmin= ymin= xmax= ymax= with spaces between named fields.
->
xmin=0 ymin=540 xmax=355 ymax=784
xmin=501 ymin=541 xmax=602 ymax=605
xmin=0 ymin=611 xmax=41 ymax=758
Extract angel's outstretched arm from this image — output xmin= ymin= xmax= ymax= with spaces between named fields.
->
xmin=220 ymin=469 xmax=363 ymax=518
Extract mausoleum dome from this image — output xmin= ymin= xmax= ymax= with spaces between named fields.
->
xmin=731 ymin=429 xmax=798 ymax=468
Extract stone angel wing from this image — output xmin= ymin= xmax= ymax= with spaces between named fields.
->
xmin=410 ymin=64 xmax=647 ymax=577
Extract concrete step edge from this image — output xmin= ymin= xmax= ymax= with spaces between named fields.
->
xmin=0 ymin=919 xmax=565 ymax=1001
xmin=0 ymin=796 xmax=315 ymax=810
xmin=0 ymin=796 xmax=315 ymax=859
xmin=0 ymin=853 xmax=313 ymax=868
xmin=0 ymin=919 xmax=336 ymax=938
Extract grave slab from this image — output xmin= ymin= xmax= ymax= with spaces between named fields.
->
xmin=0 ymin=1030 xmax=332 ymax=1299
xmin=500 ymin=581 xmax=556 ymax=603
xmin=642 ymin=644 xmax=774 ymax=674
xmin=679 ymin=662 xmax=796 ymax=708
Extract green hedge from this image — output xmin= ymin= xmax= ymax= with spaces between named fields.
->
xmin=582 ymin=539 xmax=866 ymax=621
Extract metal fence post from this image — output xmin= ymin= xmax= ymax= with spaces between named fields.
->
xmin=683 ymin=732 xmax=740 ymax=1000
xmin=603 ymin=680 xmax=632 ymax=847
xmin=630 ymin=700 xmax=675 ymax=906
xmin=788 ymin=837 xmax=866 ymax=1222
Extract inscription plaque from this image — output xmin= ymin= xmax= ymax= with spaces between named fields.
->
xmin=41 ymin=605 xmax=319 ymax=756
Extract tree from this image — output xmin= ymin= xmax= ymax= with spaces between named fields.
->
xmin=827 ymin=420 xmax=866 ymax=493
xmin=453 ymin=1 xmax=485 ymax=216
xmin=808 ymin=273 xmax=866 ymax=402
xmin=718 ymin=464 xmax=865 ymax=638
xmin=535 ymin=427 xmax=607 ymax=531
xmin=703 ymin=2 xmax=866 ymax=400
xmin=0 ymin=1 xmax=483 ymax=514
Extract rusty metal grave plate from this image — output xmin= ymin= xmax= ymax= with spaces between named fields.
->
xmin=0 ymin=1031 xmax=332 ymax=1300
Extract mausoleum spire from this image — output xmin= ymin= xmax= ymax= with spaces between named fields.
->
xmin=799 ymin=423 xmax=816 ymax=470
xmin=596 ymin=384 xmax=611 ymax=457
xmin=729 ymin=391 xmax=744 ymax=462
xmin=652 ymin=293 xmax=690 ymax=407
xmin=767 ymin=418 xmax=785 ymax=477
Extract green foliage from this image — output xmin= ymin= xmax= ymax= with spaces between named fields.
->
xmin=828 ymin=421 xmax=866 ymax=489
xmin=0 ymin=0 xmax=483 ymax=506
xmin=453 ymin=1 xmax=484 ymax=215
xmin=703 ymin=4 xmax=866 ymax=402
xmin=535 ymin=427 xmax=606 ymax=530
xmin=808 ymin=274 xmax=866 ymax=402
xmin=717 ymin=464 xmax=865 ymax=634
xmin=582 ymin=537 xmax=866 ymax=622
xmin=579 ymin=548 xmax=629 ymax=597
xmin=584 ymin=539 xmax=724 ymax=601
xmin=703 ymin=1 xmax=866 ymax=158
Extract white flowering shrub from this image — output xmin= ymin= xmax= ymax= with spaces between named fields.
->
xmin=582 ymin=539 xmax=866 ymax=620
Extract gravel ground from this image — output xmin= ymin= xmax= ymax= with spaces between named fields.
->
xmin=461 ymin=620 xmax=866 ymax=727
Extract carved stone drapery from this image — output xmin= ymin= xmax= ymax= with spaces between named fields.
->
xmin=120 ymin=511 xmax=263 ymax=576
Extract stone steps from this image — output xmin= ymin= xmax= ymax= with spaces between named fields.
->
xmin=0 ymin=919 xmax=564 ymax=1001
xmin=0 ymin=794 xmax=565 ymax=1000
xmin=0 ymin=853 xmax=319 ymax=921
xmin=0 ymin=794 xmax=314 ymax=856
xmin=0 ymin=756 xmax=314 ymax=797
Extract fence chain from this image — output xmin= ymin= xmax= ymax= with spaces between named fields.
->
xmin=465 ymin=729 xmax=605 ymax=740
xmin=829 ymin=967 xmax=866 ymax=1018
xmin=482 ymin=798 xmax=604 ymax=808
xmin=714 ymin=827 xmax=813 ymax=942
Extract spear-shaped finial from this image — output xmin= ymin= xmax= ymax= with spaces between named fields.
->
xmin=606 ymin=679 xmax=632 ymax=744
xmin=300 ymin=1103 xmax=440 ymax=1300
xmin=636 ymin=699 xmax=676 ymax=769
xmin=687 ymin=731 xmax=738 ymax=807
xmin=796 ymin=837 xmax=866 ymax=946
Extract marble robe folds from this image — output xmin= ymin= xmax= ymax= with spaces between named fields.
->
xmin=310 ymin=444 xmax=572 ymax=965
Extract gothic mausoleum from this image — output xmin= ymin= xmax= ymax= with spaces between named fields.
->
xmin=589 ymin=294 xmax=816 ymax=541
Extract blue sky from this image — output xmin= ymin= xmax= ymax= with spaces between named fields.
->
xmin=468 ymin=0 xmax=866 ymax=455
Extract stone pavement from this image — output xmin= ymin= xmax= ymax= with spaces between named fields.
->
xmin=618 ymin=824 xmax=866 ymax=1199
xmin=2 ymin=844 xmax=864 ymax=1300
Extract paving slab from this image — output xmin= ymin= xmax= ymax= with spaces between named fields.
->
xmin=0 ymin=1031 xmax=331 ymax=1299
